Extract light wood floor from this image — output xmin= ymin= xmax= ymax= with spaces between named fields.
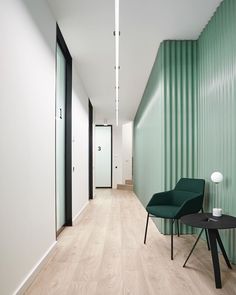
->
xmin=25 ymin=189 xmax=236 ymax=295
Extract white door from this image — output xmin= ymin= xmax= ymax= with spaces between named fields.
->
xmin=95 ymin=126 xmax=112 ymax=187
xmin=56 ymin=44 xmax=66 ymax=231
xmin=122 ymin=122 xmax=133 ymax=182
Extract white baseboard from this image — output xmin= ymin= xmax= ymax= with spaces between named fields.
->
xmin=72 ymin=201 xmax=89 ymax=225
xmin=13 ymin=241 xmax=57 ymax=295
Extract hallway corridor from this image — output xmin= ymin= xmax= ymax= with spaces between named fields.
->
xmin=25 ymin=190 xmax=236 ymax=295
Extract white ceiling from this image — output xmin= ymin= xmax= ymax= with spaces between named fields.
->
xmin=48 ymin=0 xmax=222 ymax=125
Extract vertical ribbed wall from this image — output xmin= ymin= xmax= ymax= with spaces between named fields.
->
xmin=162 ymin=41 xmax=197 ymax=234
xmin=133 ymin=44 xmax=165 ymax=217
xmin=134 ymin=1 xmax=236 ymax=262
xmin=198 ymin=0 xmax=236 ymax=263
xmin=134 ymin=41 xmax=197 ymax=234
xmin=163 ymin=41 xmax=197 ymax=189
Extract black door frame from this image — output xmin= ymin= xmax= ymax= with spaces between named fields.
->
xmin=95 ymin=125 xmax=113 ymax=188
xmin=56 ymin=24 xmax=72 ymax=232
xmin=88 ymin=99 xmax=93 ymax=199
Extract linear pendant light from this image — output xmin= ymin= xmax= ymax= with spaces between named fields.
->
xmin=115 ymin=0 xmax=119 ymax=126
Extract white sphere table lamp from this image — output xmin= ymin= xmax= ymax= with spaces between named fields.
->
xmin=211 ymin=171 xmax=223 ymax=184
xmin=211 ymin=171 xmax=223 ymax=217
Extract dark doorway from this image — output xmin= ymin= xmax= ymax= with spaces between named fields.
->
xmin=88 ymin=99 xmax=93 ymax=200
xmin=56 ymin=25 xmax=72 ymax=236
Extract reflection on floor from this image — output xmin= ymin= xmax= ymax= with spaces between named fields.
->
xmin=25 ymin=189 xmax=236 ymax=295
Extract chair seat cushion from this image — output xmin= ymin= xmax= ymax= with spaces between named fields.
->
xmin=146 ymin=205 xmax=180 ymax=219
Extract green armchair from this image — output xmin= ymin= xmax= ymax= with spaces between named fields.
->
xmin=144 ymin=178 xmax=206 ymax=260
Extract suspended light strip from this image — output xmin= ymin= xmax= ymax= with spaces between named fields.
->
xmin=115 ymin=0 xmax=120 ymax=126
xmin=116 ymin=106 xmax=119 ymax=126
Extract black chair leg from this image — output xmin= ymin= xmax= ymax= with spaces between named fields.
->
xmin=171 ymin=219 xmax=174 ymax=260
xmin=144 ymin=213 xmax=149 ymax=244
xmin=176 ymin=219 xmax=180 ymax=237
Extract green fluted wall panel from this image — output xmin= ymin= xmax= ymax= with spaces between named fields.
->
xmin=163 ymin=41 xmax=197 ymax=234
xmin=133 ymin=0 xmax=236 ymax=263
xmin=163 ymin=41 xmax=197 ymax=189
xmin=133 ymin=41 xmax=197 ymax=234
xmin=133 ymin=44 xmax=165 ymax=225
xmin=198 ymin=0 xmax=236 ymax=263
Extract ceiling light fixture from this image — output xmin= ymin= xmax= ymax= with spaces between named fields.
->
xmin=114 ymin=0 xmax=120 ymax=126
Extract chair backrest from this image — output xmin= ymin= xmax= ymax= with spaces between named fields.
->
xmin=174 ymin=178 xmax=205 ymax=195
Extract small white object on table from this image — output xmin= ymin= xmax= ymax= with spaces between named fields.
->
xmin=213 ymin=208 xmax=222 ymax=217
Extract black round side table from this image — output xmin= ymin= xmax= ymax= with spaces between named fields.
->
xmin=181 ymin=213 xmax=236 ymax=289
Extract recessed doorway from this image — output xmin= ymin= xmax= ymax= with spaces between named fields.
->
xmin=55 ymin=25 xmax=72 ymax=236
xmin=95 ymin=125 xmax=112 ymax=188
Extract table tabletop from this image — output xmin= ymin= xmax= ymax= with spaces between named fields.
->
xmin=181 ymin=213 xmax=236 ymax=229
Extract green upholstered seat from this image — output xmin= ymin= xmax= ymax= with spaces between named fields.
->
xmin=147 ymin=205 xmax=180 ymax=219
xmin=144 ymin=178 xmax=205 ymax=260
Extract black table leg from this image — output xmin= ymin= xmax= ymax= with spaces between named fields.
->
xmin=215 ymin=230 xmax=232 ymax=269
xmin=208 ymin=229 xmax=222 ymax=289
xmin=205 ymin=229 xmax=210 ymax=250
xmin=201 ymin=209 xmax=210 ymax=250
xmin=183 ymin=228 xmax=204 ymax=267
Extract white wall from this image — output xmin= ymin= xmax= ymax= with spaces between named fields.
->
xmin=72 ymin=66 xmax=89 ymax=220
xmin=122 ymin=122 xmax=133 ymax=182
xmin=0 ymin=1 xmax=56 ymax=295
xmin=113 ymin=125 xmax=123 ymax=188
xmin=0 ymin=1 xmax=90 ymax=294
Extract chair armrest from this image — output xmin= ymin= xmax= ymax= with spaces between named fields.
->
xmin=175 ymin=194 xmax=203 ymax=219
xmin=147 ymin=190 xmax=173 ymax=207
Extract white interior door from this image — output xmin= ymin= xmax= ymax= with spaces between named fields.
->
xmin=95 ymin=126 xmax=112 ymax=187
xmin=56 ymin=44 xmax=66 ymax=231
xmin=122 ymin=122 xmax=133 ymax=182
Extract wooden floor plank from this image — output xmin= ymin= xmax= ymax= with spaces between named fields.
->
xmin=25 ymin=189 xmax=236 ymax=295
